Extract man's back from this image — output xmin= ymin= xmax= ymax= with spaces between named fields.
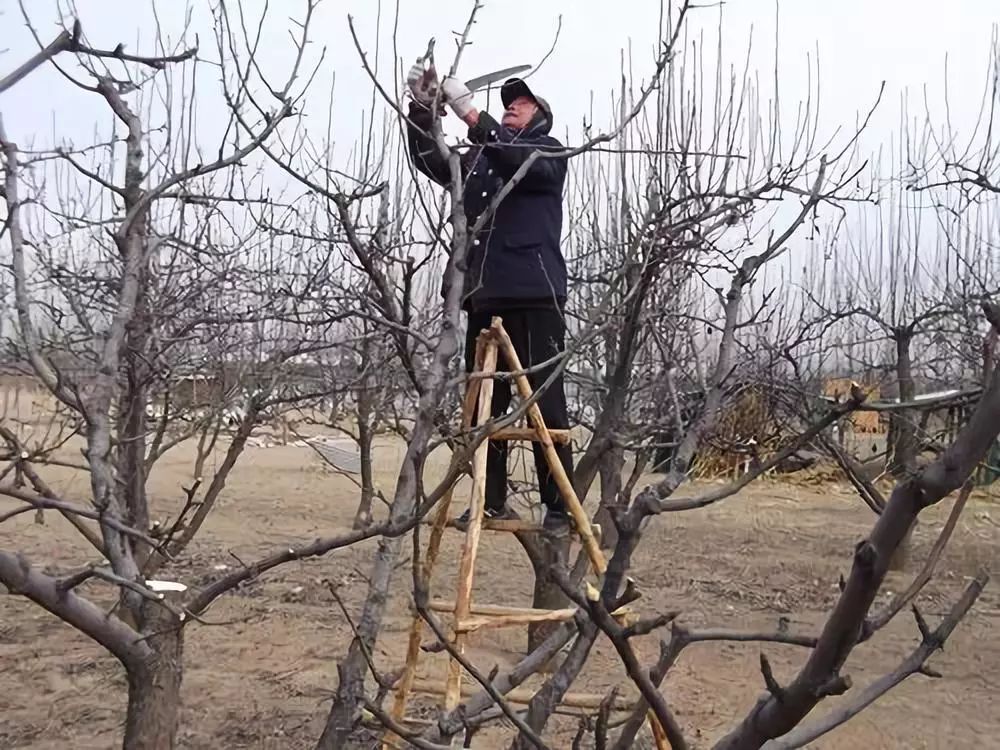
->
xmin=459 ymin=113 xmax=567 ymax=311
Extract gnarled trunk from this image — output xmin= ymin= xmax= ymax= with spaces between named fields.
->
xmin=123 ymin=598 xmax=183 ymax=750
xmin=527 ymin=531 xmax=572 ymax=655
xmin=888 ymin=331 xmax=918 ymax=476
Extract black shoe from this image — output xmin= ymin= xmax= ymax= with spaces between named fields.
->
xmin=453 ymin=505 xmax=512 ymax=530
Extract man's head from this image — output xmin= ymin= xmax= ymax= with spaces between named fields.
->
xmin=501 ymin=95 xmax=538 ymax=129
xmin=499 ymin=78 xmax=553 ymax=133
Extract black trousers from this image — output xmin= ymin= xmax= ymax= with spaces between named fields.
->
xmin=464 ymin=308 xmax=571 ymax=513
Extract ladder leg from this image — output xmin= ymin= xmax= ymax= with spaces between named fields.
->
xmin=491 ymin=318 xmax=607 ymax=575
xmin=444 ymin=329 xmax=500 ymax=710
xmin=649 ymin=711 xmax=670 ymax=749
xmin=385 ymin=338 xmax=487 ymax=746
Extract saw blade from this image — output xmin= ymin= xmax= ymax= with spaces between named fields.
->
xmin=464 ymin=64 xmax=532 ymax=92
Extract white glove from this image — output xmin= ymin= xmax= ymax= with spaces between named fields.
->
xmin=406 ymin=61 xmax=439 ymax=105
xmin=441 ymin=76 xmax=475 ymax=119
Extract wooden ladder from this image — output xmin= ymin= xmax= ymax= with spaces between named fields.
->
xmin=384 ymin=317 xmax=666 ymax=749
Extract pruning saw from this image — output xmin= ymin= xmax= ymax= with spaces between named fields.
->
xmin=464 ymin=64 xmax=532 ymax=91
xmin=417 ymin=37 xmax=531 ymax=93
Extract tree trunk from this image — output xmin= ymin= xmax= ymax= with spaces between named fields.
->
xmin=528 ymin=532 xmax=572 ymax=657
xmin=119 ymin=316 xmax=151 ymax=566
xmin=889 ymin=330 xmax=918 ymax=571
xmin=318 ymin=535 xmax=400 ymax=749
xmin=889 ymin=331 xmax=918 ymax=476
xmin=122 ymin=597 xmax=183 ymax=750
xmin=353 ymin=419 xmax=375 ymax=529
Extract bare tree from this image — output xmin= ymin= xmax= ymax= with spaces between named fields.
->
xmin=2 ymin=3 xmax=995 ymax=750
xmin=0 ymin=5 xmax=358 ymax=747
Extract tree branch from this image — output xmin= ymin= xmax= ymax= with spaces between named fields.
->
xmin=761 ymin=573 xmax=988 ymax=749
xmin=0 ymin=549 xmax=150 ymax=667
xmin=0 ymin=28 xmax=75 ymax=94
xmin=714 ymin=352 xmax=1000 ymax=749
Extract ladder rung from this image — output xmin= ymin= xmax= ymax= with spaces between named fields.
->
xmin=457 ymin=609 xmax=577 ymax=633
xmin=489 ymin=427 xmax=571 ymax=444
xmin=411 ymin=678 xmax=637 ymax=710
xmin=445 ymin=518 xmax=543 ymax=533
xmin=427 ymin=599 xmax=578 ymax=633
xmin=428 ymin=599 xmax=635 ymax=629
xmin=430 ymin=599 xmax=569 ymax=618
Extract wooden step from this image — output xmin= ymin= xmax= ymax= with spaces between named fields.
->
xmin=429 ymin=600 xmax=573 ymax=619
xmin=427 ymin=599 xmax=636 ymax=632
xmin=456 ymin=611 xmax=576 ymax=633
xmin=444 ymin=517 xmax=543 ymax=533
xmin=411 ymin=678 xmax=637 ymax=711
xmin=461 ymin=607 xmax=577 ymax=633
xmin=437 ymin=517 xmax=601 ymax=536
xmin=429 ymin=600 xmax=576 ymax=633
xmin=489 ymin=427 xmax=571 ymax=444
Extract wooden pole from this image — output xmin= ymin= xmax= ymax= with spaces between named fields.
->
xmin=444 ymin=324 xmax=500 ymax=710
xmin=492 ymin=320 xmax=607 ymax=575
xmin=649 ymin=712 xmax=670 ymax=749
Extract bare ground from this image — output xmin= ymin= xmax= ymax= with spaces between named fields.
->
xmin=1 ymin=434 xmax=998 ymax=749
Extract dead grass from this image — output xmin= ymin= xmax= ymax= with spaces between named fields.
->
xmin=1 ymin=433 xmax=998 ymax=748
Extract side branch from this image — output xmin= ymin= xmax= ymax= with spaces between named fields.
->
xmin=0 ymin=549 xmax=151 ymax=667
xmin=0 ymin=117 xmax=81 ymax=409
xmin=654 ymin=393 xmax=863 ymax=513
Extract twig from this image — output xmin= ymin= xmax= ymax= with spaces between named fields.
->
xmin=89 ymin=567 xmax=187 ymax=621
xmin=0 ymin=425 xmax=104 ymax=550
xmin=72 ymin=40 xmax=198 ymax=69
xmin=759 ymin=653 xmax=786 ymax=704
xmin=421 ymin=622 xmax=577 ymax=743
xmin=325 ymin=581 xmax=389 ymax=690
xmin=818 ymin=433 xmax=886 ymax=514
xmin=0 ymin=485 xmax=159 ymax=548
xmin=364 ymin=699 xmax=450 ymax=750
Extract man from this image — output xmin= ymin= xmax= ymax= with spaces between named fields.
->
xmin=405 ymin=65 xmax=571 ymax=530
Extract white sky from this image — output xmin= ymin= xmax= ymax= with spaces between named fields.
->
xmin=2 ymin=1 xmax=998 ymax=379
xmin=2 ymin=0 xmax=998 ymax=159
xmin=2 ymin=0 xmax=998 ymax=322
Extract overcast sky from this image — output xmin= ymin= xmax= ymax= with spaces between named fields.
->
xmin=2 ymin=0 xmax=998 ymax=300
xmin=3 ymin=0 xmax=998 ymax=159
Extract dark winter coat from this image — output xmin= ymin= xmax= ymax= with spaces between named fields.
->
xmin=406 ymin=103 xmax=568 ymax=312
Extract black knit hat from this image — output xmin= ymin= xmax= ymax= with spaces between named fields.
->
xmin=500 ymin=78 xmax=553 ymax=130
